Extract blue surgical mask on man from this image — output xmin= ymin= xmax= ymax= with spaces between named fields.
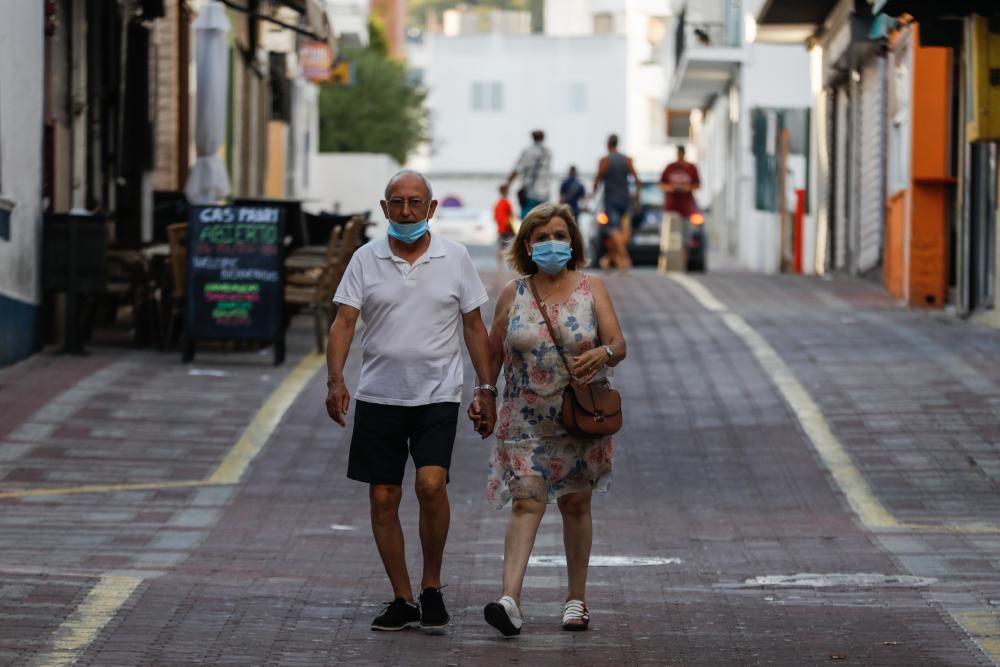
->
xmin=388 ymin=218 xmax=429 ymax=244
xmin=531 ymin=240 xmax=572 ymax=275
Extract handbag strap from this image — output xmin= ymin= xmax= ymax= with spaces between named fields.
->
xmin=526 ymin=277 xmax=574 ymax=377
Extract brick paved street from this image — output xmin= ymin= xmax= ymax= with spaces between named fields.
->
xmin=1 ymin=269 xmax=999 ymax=666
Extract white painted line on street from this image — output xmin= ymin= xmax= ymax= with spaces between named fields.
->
xmin=718 ymin=573 xmax=937 ymax=589
xmin=187 ymin=368 xmax=228 ymax=377
xmin=529 ymin=555 xmax=683 ymax=567
xmin=30 ymin=575 xmax=143 ymax=667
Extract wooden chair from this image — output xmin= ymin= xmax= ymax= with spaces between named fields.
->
xmin=283 ymin=215 xmax=368 ymax=352
xmin=165 ymin=223 xmax=188 ymax=347
xmin=285 ymin=223 xmax=344 ymax=286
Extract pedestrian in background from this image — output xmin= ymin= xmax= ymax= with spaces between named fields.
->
xmin=325 ymin=169 xmax=498 ymax=634
xmin=593 ymin=134 xmax=640 ymax=271
xmin=659 ymin=145 xmax=701 ymax=268
xmin=559 ymin=166 xmax=586 ymax=219
xmin=494 ymin=183 xmax=515 ymax=271
xmin=507 ymin=130 xmax=552 ymax=218
xmin=469 ymin=203 xmax=627 ymax=637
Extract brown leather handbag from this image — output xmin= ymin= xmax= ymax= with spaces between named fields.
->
xmin=528 ymin=278 xmax=622 ymax=438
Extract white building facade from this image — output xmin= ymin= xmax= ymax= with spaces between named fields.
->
xmin=0 ymin=1 xmax=45 ymax=366
xmin=408 ymin=32 xmax=628 ymax=211
xmin=544 ymin=0 xmax=675 ymax=175
xmin=666 ymin=0 xmax=812 ymax=273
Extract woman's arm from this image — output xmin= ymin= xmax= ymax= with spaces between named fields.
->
xmin=485 ymin=280 xmax=517 ymax=383
xmin=570 ymin=275 xmax=626 ymax=384
xmin=590 ymin=276 xmax=626 ymax=366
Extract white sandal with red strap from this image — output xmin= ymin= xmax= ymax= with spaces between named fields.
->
xmin=561 ymin=599 xmax=590 ymax=631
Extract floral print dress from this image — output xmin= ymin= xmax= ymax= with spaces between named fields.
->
xmin=486 ymin=275 xmax=614 ymax=509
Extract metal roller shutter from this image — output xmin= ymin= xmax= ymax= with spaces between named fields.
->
xmin=834 ymin=85 xmax=849 ymax=271
xmin=857 ymin=57 xmax=885 ymax=273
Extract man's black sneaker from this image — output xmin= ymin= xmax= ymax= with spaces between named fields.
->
xmin=371 ymin=598 xmax=420 ymax=631
xmin=418 ymin=587 xmax=450 ymax=632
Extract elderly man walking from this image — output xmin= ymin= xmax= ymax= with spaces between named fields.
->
xmin=325 ymin=170 xmax=497 ymax=632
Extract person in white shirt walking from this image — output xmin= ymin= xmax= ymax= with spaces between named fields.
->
xmin=325 ymin=170 xmax=498 ymax=633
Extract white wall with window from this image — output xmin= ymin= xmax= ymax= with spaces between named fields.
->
xmin=0 ymin=0 xmax=44 ymax=366
xmin=543 ymin=0 xmax=674 ymax=175
xmin=409 ymin=33 xmax=626 ymax=210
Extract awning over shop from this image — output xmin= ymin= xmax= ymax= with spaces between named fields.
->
xmin=873 ymin=0 xmax=999 ymax=18
xmin=217 ymin=0 xmax=336 ymax=56
xmin=757 ymin=0 xmax=840 ymax=25
xmin=755 ymin=0 xmax=839 ymax=43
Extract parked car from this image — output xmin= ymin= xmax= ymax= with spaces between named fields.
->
xmin=367 ymin=207 xmax=498 ymax=247
xmin=583 ymin=182 xmax=707 ymax=271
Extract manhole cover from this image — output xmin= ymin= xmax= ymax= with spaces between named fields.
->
xmin=529 ymin=555 xmax=682 ymax=567
xmin=719 ymin=573 xmax=937 ymax=589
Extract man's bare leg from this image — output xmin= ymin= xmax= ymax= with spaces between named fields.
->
xmin=415 ymin=465 xmax=450 ymax=591
xmin=370 ymin=484 xmax=414 ymax=601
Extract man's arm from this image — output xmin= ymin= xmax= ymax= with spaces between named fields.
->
xmin=325 ymin=305 xmax=360 ymax=427
xmin=593 ymin=157 xmax=607 ymax=194
xmin=627 ymin=157 xmax=641 ymax=206
xmin=658 ymin=166 xmax=674 ymax=194
xmin=462 ymin=307 xmax=497 ymax=438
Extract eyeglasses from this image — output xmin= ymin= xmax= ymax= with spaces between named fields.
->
xmin=387 ymin=197 xmax=429 ymax=211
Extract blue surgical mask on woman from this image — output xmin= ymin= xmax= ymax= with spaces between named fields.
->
xmin=531 ymin=240 xmax=572 ymax=275
xmin=388 ymin=219 xmax=429 ymax=244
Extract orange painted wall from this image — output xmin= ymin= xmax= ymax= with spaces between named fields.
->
xmin=885 ymin=191 xmax=906 ymax=300
xmin=884 ymin=26 xmax=952 ymax=309
xmin=911 ymin=42 xmax=952 ymax=182
xmin=908 ymin=186 xmax=950 ymax=307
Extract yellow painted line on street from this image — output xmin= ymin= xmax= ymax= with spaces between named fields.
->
xmin=0 ymin=480 xmax=205 ymax=499
xmin=719 ymin=309 xmax=901 ymax=528
xmin=31 ymin=575 xmax=143 ymax=667
xmin=0 ymin=353 xmax=325 ymax=498
xmin=671 ymin=273 xmax=1000 ymax=665
xmin=206 ymin=352 xmax=325 ymax=484
xmin=952 ymin=611 xmax=1000 ymax=662
xmin=669 ymin=274 xmax=1000 ymax=534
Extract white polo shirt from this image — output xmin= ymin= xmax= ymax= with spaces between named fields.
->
xmin=333 ymin=233 xmax=489 ymax=406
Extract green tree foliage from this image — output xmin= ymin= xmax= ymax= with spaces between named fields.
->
xmin=318 ymin=21 xmax=427 ymax=164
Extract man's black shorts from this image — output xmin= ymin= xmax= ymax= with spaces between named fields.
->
xmin=347 ymin=400 xmax=460 ymax=486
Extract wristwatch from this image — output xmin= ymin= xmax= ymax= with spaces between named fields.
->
xmin=475 ymin=383 xmax=498 ymax=397
xmin=602 ymin=345 xmax=614 ymax=361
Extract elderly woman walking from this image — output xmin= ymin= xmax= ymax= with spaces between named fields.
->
xmin=470 ymin=202 xmax=626 ymax=637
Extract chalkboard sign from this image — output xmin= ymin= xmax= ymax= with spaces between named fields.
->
xmin=183 ymin=205 xmax=286 ymax=365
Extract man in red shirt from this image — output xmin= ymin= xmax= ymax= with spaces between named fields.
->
xmin=659 ymin=146 xmax=700 ymax=216
xmin=494 ymin=184 xmax=515 ymax=270
xmin=658 ymin=146 xmax=701 ymax=271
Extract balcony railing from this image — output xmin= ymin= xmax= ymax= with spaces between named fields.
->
xmin=674 ymin=11 xmax=742 ymax=69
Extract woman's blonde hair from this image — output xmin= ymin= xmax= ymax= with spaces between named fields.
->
xmin=507 ymin=202 xmax=587 ymax=275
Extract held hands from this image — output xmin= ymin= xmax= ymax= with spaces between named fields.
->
xmin=325 ymin=379 xmax=351 ymax=427
xmin=571 ymin=348 xmax=609 ymax=385
xmin=467 ymin=394 xmax=497 ymax=439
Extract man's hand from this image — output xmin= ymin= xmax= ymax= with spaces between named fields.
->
xmin=325 ymin=379 xmax=351 ymax=427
